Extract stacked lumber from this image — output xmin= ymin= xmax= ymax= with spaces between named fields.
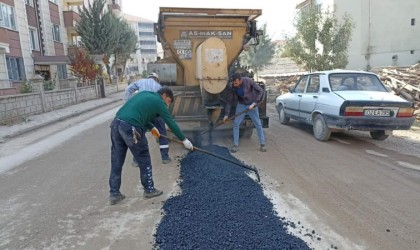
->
xmin=372 ymin=64 xmax=420 ymax=121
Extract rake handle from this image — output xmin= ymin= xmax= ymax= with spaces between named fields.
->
xmin=196 ymin=104 xmax=258 ymax=138
xmin=160 ymin=134 xmax=260 ymax=182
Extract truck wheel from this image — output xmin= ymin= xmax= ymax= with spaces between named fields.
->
xmin=313 ymin=114 xmax=331 ymax=141
xmin=278 ymin=105 xmax=290 ymax=125
xmin=240 ymin=128 xmax=253 ymax=138
xmin=370 ymin=130 xmax=389 ymax=140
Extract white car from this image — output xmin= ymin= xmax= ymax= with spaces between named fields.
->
xmin=275 ymin=70 xmax=416 ymax=141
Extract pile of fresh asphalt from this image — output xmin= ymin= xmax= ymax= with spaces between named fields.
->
xmin=154 ymin=145 xmax=309 ymax=249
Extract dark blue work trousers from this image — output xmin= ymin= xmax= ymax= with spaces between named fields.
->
xmin=151 ymin=117 xmax=170 ymax=160
xmin=109 ymin=118 xmax=155 ymax=197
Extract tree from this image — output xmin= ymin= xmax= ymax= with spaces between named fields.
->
xmin=75 ymin=0 xmax=137 ymax=79
xmin=69 ymin=48 xmax=100 ymax=85
xmin=239 ymin=24 xmax=276 ymax=75
xmin=283 ymin=4 xmax=354 ymax=71
xmin=75 ymin=0 xmax=117 ymax=56
xmin=75 ymin=0 xmax=118 ymax=78
xmin=112 ymin=17 xmax=138 ymax=78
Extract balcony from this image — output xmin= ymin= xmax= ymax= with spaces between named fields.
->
xmin=63 ymin=10 xmax=80 ymax=28
xmin=63 ymin=10 xmax=80 ymax=42
xmin=67 ymin=45 xmax=86 ymax=59
xmin=64 ymin=0 xmax=84 ymax=6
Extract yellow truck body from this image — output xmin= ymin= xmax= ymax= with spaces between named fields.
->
xmin=149 ymin=7 xmax=268 ymax=135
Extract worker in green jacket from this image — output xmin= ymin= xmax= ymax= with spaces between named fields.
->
xmin=109 ymin=87 xmax=194 ymax=205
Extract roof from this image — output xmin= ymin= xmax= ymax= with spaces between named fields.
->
xmin=159 ymin=7 xmax=262 ymax=21
xmin=123 ymin=13 xmax=154 ymax=23
xmin=310 ymin=69 xmax=377 ymax=75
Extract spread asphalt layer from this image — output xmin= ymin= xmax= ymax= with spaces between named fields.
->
xmin=154 ymin=145 xmax=309 ymax=250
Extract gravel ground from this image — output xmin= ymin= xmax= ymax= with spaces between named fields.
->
xmin=345 ymin=127 xmax=420 ymax=157
xmin=154 ymin=145 xmax=310 ymax=250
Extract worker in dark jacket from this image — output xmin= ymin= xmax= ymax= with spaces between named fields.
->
xmin=223 ymin=73 xmax=266 ymax=153
xmin=109 ymin=87 xmax=194 ymax=205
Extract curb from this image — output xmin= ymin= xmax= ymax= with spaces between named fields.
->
xmin=3 ymin=99 xmax=122 ymax=140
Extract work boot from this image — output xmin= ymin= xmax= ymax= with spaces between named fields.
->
xmin=162 ymin=157 xmax=172 ymax=164
xmin=109 ymin=193 xmax=126 ymax=205
xmin=260 ymin=144 xmax=267 ymax=152
xmin=230 ymin=145 xmax=239 ymax=153
xmin=144 ymin=189 xmax=163 ymax=199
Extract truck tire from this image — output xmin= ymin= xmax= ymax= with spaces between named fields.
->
xmin=370 ymin=130 xmax=389 ymax=140
xmin=278 ymin=104 xmax=290 ymax=125
xmin=240 ymin=128 xmax=253 ymax=138
xmin=313 ymin=114 xmax=331 ymax=141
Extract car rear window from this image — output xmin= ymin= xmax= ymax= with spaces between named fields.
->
xmin=329 ymin=73 xmax=388 ymax=92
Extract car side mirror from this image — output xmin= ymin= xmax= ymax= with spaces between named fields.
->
xmin=288 ymin=87 xmax=294 ymax=93
xmin=322 ymin=87 xmax=330 ymax=93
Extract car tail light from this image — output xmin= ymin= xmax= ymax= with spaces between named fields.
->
xmin=396 ymin=107 xmax=414 ymax=117
xmin=344 ymin=107 xmax=363 ymax=116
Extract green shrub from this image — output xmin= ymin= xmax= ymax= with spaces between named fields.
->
xmin=20 ymin=80 xmax=33 ymax=93
xmin=43 ymin=80 xmax=56 ymax=91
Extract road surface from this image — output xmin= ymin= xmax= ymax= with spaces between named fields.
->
xmin=0 ymin=103 xmax=419 ymax=249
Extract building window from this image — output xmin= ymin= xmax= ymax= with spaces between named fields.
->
xmin=139 ymin=40 xmax=156 ymax=45
xmin=6 ymin=57 xmax=26 ymax=81
xmin=0 ymin=3 xmax=17 ymax=30
xmin=57 ymin=64 xmax=68 ymax=79
xmin=52 ymin=24 xmax=61 ymax=42
xmin=29 ymin=28 xmax=39 ymax=50
xmin=141 ymin=49 xmax=157 ymax=54
xmin=139 ymin=31 xmax=154 ymax=36
xmin=411 ymin=18 xmax=415 ymax=26
xmin=138 ymin=23 xmax=154 ymax=29
xmin=410 ymin=50 xmax=415 ymax=54
xmin=25 ymin=0 xmax=34 ymax=7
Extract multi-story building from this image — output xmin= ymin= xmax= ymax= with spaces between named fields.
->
xmin=123 ymin=13 xmax=158 ymax=76
xmin=0 ymin=0 xmax=122 ymax=94
xmin=297 ymin=0 xmax=420 ymax=70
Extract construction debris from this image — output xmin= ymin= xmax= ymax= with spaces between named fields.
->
xmin=260 ymin=74 xmax=303 ymax=102
xmin=372 ymin=64 xmax=420 ymax=121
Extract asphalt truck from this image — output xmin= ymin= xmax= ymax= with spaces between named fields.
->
xmin=148 ymin=7 xmax=269 ymax=141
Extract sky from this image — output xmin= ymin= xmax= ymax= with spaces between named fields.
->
xmin=121 ymin=0 xmax=302 ymax=40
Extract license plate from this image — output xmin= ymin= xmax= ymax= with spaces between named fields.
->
xmin=363 ymin=109 xmax=391 ymax=116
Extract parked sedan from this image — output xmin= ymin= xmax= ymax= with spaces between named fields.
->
xmin=275 ymin=70 xmax=416 ymax=141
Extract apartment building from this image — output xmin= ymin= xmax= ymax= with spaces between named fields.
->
xmin=123 ymin=13 xmax=158 ymax=76
xmin=297 ymin=0 xmax=420 ymax=70
xmin=0 ymin=0 xmax=122 ymax=94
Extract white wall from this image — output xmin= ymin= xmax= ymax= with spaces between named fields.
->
xmin=333 ymin=0 xmax=420 ymax=70
xmin=39 ymin=0 xmax=54 ymax=55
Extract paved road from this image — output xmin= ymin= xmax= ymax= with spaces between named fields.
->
xmin=0 ymin=103 xmax=419 ymax=249
xmin=234 ymin=105 xmax=420 ymax=250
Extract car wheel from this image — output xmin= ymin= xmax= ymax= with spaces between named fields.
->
xmin=313 ymin=114 xmax=331 ymax=141
xmin=370 ymin=130 xmax=389 ymax=140
xmin=278 ymin=105 xmax=290 ymax=125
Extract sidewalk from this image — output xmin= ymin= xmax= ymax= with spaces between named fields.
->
xmin=0 ymin=92 xmax=124 ymax=142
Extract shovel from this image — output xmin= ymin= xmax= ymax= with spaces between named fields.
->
xmin=193 ymin=104 xmax=259 ymax=145
xmin=160 ymin=134 xmax=261 ymax=182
